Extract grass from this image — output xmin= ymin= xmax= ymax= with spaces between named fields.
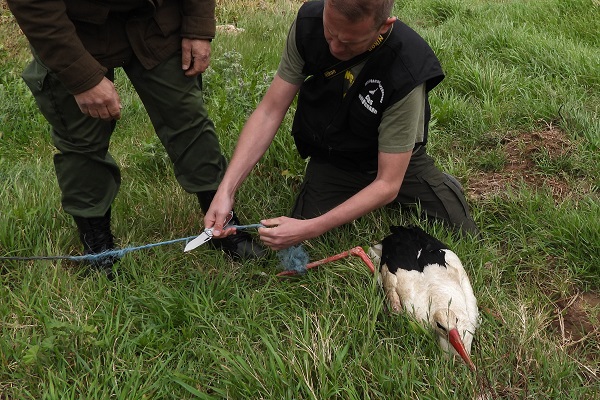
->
xmin=1 ymin=0 xmax=599 ymax=398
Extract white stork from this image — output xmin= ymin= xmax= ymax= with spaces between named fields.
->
xmin=369 ymin=225 xmax=479 ymax=371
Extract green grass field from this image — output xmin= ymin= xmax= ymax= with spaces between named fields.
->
xmin=1 ymin=0 xmax=599 ymax=398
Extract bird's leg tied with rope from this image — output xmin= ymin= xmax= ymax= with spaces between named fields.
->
xmin=276 ymin=246 xmax=375 ymax=277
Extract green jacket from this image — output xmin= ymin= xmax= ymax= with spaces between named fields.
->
xmin=7 ymin=0 xmax=216 ymax=94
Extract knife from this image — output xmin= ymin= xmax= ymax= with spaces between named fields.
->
xmin=184 ymin=212 xmax=264 ymax=252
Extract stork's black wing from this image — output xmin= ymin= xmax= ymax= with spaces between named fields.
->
xmin=383 ymin=225 xmax=450 ymax=273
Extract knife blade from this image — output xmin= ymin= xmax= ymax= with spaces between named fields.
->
xmin=184 ymin=222 xmax=266 ymax=253
xmin=183 ymin=230 xmax=213 ymax=252
xmin=184 ymin=211 xmax=234 ymax=253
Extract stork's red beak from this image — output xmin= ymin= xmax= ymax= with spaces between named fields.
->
xmin=448 ymin=328 xmax=476 ymax=372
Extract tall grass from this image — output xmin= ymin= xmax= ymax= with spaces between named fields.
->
xmin=1 ymin=0 xmax=599 ymax=398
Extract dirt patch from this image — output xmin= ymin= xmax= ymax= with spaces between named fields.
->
xmin=550 ymin=291 xmax=600 ymax=362
xmin=552 ymin=292 xmax=600 ymax=341
xmin=466 ymin=125 xmax=591 ymax=202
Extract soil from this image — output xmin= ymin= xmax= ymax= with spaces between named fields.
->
xmin=466 ymin=125 xmax=593 ymax=203
xmin=551 ymin=292 xmax=600 ymax=359
xmin=467 ymin=125 xmax=599 ymax=356
xmin=552 ymin=292 xmax=600 ymax=340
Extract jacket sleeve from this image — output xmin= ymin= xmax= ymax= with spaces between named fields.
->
xmin=7 ymin=0 xmax=107 ymax=94
xmin=180 ymin=0 xmax=216 ymax=40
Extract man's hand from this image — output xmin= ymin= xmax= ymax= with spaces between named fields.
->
xmin=203 ymin=190 xmax=236 ymax=238
xmin=74 ymin=77 xmax=122 ymax=120
xmin=258 ymin=217 xmax=320 ymax=250
xmin=181 ymin=38 xmax=211 ymax=77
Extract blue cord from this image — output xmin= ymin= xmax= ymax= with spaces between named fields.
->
xmin=230 ymin=223 xmax=265 ymax=230
xmin=0 ymin=224 xmax=263 ymax=262
xmin=0 ymin=236 xmax=198 ymax=262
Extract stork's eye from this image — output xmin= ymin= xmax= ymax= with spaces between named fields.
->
xmin=436 ymin=322 xmax=446 ymax=332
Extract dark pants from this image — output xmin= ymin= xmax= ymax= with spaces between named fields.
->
xmin=21 ymin=52 xmax=226 ymax=218
xmin=291 ymin=146 xmax=478 ymax=234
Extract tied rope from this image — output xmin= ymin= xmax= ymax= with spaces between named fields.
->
xmin=0 ymin=224 xmax=263 ymax=263
xmin=2 ymin=224 xmax=334 ymax=276
xmin=277 ymin=245 xmax=310 ymax=275
xmin=0 ymin=236 xmax=198 ymax=262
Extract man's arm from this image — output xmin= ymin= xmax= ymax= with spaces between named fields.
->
xmin=7 ymin=0 xmax=122 ymax=120
xmin=258 ymin=150 xmax=412 ymax=250
xmin=180 ymin=0 xmax=216 ymax=40
xmin=205 ymin=74 xmax=301 ymax=235
xmin=8 ymin=0 xmax=119 ymax=120
xmin=180 ymin=0 xmax=216 ymax=76
xmin=7 ymin=0 xmax=107 ymax=94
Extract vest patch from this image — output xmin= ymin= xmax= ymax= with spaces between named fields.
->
xmin=358 ymin=79 xmax=385 ymax=115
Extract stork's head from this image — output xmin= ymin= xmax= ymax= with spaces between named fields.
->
xmin=431 ymin=309 xmax=476 ymax=371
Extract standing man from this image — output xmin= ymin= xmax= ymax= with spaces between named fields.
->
xmin=204 ymin=0 xmax=478 ymax=250
xmin=7 ymin=0 xmax=265 ymax=277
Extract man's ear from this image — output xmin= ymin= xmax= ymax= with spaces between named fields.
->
xmin=379 ymin=16 xmax=396 ymax=34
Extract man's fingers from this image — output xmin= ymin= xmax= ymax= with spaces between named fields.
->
xmin=75 ymin=78 xmax=122 ymax=120
xmin=107 ymin=103 xmax=122 ymax=120
xmin=82 ymin=104 xmax=121 ymax=121
xmin=181 ymin=39 xmax=192 ymax=70
xmin=260 ymin=217 xmax=281 ymax=228
xmin=184 ymin=56 xmax=210 ymax=76
xmin=182 ymin=53 xmax=192 ymax=70
xmin=89 ymin=108 xmax=100 ymax=119
xmin=210 ymin=212 xmax=228 ymax=237
xmin=212 ymin=222 xmax=223 ymax=236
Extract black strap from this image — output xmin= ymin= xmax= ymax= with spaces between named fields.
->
xmin=321 ymin=24 xmax=393 ymax=79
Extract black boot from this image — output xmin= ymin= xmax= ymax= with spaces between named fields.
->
xmin=72 ymin=208 xmax=119 ymax=279
xmin=197 ymin=191 xmax=267 ymax=260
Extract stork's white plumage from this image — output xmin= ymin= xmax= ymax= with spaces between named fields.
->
xmin=369 ymin=225 xmax=479 ymax=371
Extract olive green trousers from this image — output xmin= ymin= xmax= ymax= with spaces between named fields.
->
xmin=22 ymin=52 xmax=226 ymax=218
xmin=291 ymin=146 xmax=478 ymax=235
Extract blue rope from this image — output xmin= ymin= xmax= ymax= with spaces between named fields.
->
xmin=278 ymin=244 xmax=310 ymax=274
xmin=230 ymin=224 xmax=264 ymax=230
xmin=0 ymin=224 xmax=263 ymax=262
xmin=0 ymin=236 xmax=198 ymax=262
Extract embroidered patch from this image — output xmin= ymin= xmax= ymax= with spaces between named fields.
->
xmin=358 ymin=79 xmax=384 ymax=114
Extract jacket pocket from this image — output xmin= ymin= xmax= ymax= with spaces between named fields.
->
xmin=22 ymin=58 xmax=49 ymax=94
xmin=21 ymin=58 xmax=70 ymax=134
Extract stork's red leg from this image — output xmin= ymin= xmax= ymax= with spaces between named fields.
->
xmin=276 ymin=246 xmax=375 ymax=277
xmin=349 ymin=246 xmax=375 ymax=274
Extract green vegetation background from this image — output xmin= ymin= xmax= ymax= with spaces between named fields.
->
xmin=1 ymin=0 xmax=598 ymax=398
